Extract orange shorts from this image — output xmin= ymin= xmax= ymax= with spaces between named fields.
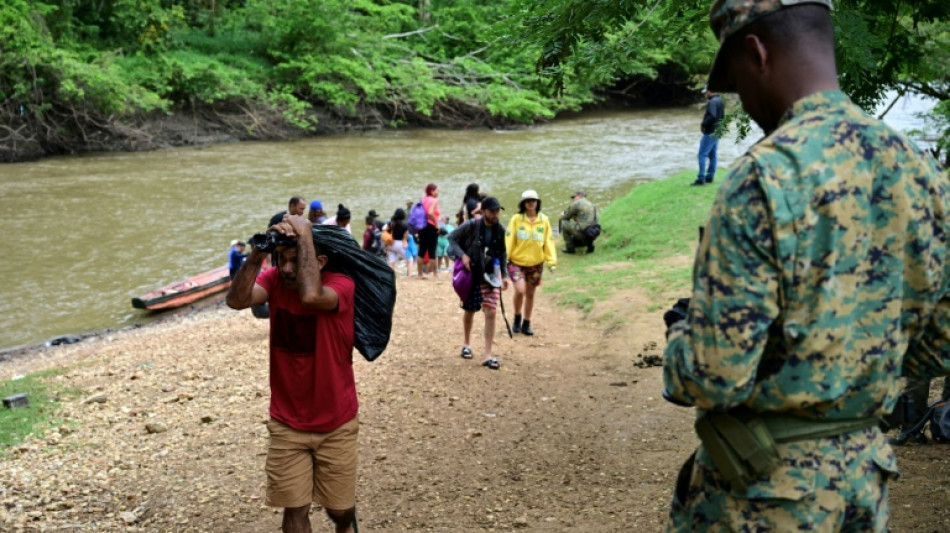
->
xmin=265 ymin=415 xmax=359 ymax=510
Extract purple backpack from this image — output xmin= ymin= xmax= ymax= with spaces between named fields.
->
xmin=452 ymin=259 xmax=472 ymax=302
xmin=408 ymin=201 xmax=428 ymax=233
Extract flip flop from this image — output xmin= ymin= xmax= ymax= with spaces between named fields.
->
xmin=482 ymin=358 xmax=500 ymax=370
xmin=460 ymin=347 xmax=473 ymax=359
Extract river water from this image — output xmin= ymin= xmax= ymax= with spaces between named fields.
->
xmin=0 ymin=96 xmax=935 ymax=350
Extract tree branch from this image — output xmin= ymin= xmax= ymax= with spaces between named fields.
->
xmin=383 ymin=26 xmax=437 ymax=40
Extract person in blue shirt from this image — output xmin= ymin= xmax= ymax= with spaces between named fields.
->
xmin=228 ymin=240 xmax=247 ymax=279
xmin=692 ymin=88 xmax=725 ymax=186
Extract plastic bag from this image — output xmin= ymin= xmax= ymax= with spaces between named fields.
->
xmin=312 ymin=225 xmax=396 ymax=361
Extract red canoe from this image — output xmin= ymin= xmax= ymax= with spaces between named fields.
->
xmin=131 ymin=266 xmax=231 ymax=311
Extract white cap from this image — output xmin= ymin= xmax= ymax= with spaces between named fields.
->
xmin=521 ymin=189 xmax=539 ymax=201
xmin=230 ymin=239 xmax=239 ymax=246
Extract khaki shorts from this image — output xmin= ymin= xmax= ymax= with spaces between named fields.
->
xmin=265 ymin=415 xmax=359 ymax=510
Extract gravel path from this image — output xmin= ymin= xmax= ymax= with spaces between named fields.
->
xmin=1 ymin=273 xmax=947 ymax=532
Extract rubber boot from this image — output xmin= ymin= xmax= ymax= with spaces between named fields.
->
xmin=521 ymin=319 xmax=534 ymax=336
xmin=512 ymin=314 xmax=522 ymax=334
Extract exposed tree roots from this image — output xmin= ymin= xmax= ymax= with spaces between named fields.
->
xmin=0 ymin=97 xmax=525 ymax=163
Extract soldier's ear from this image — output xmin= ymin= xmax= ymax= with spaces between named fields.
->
xmin=741 ymin=33 xmax=770 ymax=75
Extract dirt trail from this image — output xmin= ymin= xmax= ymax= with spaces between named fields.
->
xmin=1 ymin=269 xmax=947 ymax=532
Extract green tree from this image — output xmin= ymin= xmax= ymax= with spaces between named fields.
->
xmin=510 ymin=0 xmax=712 ymax=95
xmin=511 ymin=0 xmax=950 ymax=154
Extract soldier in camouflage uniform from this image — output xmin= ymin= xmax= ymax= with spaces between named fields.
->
xmin=662 ymin=1 xmax=950 ymax=531
xmin=559 ymin=190 xmax=597 ymax=253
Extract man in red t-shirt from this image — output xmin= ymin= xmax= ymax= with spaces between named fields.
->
xmin=227 ymin=214 xmax=358 ymax=533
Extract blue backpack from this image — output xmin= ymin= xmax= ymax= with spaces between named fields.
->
xmin=893 ymin=399 xmax=950 ymax=444
xmin=408 ymin=201 xmax=427 ymax=233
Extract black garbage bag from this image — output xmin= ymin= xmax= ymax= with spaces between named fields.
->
xmin=312 ymin=224 xmax=396 ymax=361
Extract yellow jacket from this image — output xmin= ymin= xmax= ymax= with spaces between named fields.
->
xmin=505 ymin=212 xmax=557 ymax=269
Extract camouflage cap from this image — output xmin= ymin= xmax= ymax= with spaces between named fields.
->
xmin=707 ymin=0 xmax=832 ymax=92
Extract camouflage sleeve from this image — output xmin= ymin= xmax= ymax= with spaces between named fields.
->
xmin=663 ymin=159 xmax=782 ymax=409
xmin=903 ymin=157 xmax=950 ymax=381
xmin=563 ymin=203 xmax=578 ymax=221
xmin=905 ymin=295 xmax=950 ymax=379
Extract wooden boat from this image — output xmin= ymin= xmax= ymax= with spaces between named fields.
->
xmin=131 ymin=266 xmax=231 ymax=311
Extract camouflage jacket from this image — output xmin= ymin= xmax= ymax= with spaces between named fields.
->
xmin=562 ymin=198 xmax=597 ymax=226
xmin=664 ymin=90 xmax=950 ymax=419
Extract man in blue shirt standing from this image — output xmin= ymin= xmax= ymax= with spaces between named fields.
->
xmin=692 ymin=87 xmax=725 ymax=186
xmin=228 ymin=240 xmax=247 ymax=279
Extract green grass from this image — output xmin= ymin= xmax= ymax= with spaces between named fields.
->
xmin=545 ymin=171 xmax=720 ymax=311
xmin=0 ymin=369 xmax=84 ymax=454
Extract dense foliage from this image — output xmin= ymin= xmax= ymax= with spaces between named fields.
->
xmin=3 ymin=1 xmax=947 ymax=163
xmin=0 ymin=0 xmax=594 ymax=161
xmin=513 ymin=0 xmax=950 ymax=164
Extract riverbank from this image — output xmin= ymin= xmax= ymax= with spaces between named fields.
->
xmin=2 ymin=98 xmax=545 ymax=163
xmin=2 ymin=175 xmax=948 ymax=532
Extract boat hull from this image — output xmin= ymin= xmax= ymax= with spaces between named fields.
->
xmin=132 ymin=266 xmax=231 ymax=311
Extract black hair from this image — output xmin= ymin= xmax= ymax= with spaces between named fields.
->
xmin=289 ymin=196 xmax=305 ymax=208
xmin=463 ymin=183 xmax=480 ymax=202
xmin=439 ymin=227 xmax=448 ymax=237
xmin=336 ymin=203 xmax=351 ymax=221
xmin=733 ymin=4 xmax=834 ymax=58
xmin=392 ymin=208 xmax=407 ymax=221
xmin=518 ymin=198 xmax=542 ymax=215
xmin=365 ymin=215 xmax=375 ymax=225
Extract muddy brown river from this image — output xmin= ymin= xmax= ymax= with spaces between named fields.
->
xmin=0 ymin=97 xmax=934 ymax=350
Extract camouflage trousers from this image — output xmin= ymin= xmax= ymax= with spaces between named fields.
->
xmin=666 ymin=427 xmax=898 ymax=532
xmin=560 ymin=220 xmax=587 ymax=247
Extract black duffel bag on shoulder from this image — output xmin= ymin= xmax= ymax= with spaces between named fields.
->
xmin=312 ymin=224 xmax=396 ymax=362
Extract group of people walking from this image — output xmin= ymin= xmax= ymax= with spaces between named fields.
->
xmin=446 ymin=187 xmax=559 ymax=370
xmin=373 ymin=188 xmax=454 ymax=279
xmin=365 ymin=182 xmax=566 ymax=371
xmin=222 ymin=183 xmax=568 ymax=531
xmin=219 ymin=2 xmax=950 ymax=532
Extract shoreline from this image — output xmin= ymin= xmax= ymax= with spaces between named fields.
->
xmin=0 ymin=297 xmax=236 ymax=369
xmin=1 ymin=95 xmax=708 ymax=164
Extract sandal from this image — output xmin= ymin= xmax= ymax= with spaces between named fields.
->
xmin=460 ymin=347 xmax=473 ymax=359
xmin=481 ymin=358 xmax=500 ymax=370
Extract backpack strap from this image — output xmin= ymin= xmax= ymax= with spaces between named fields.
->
xmin=899 ymin=402 xmax=939 ymax=439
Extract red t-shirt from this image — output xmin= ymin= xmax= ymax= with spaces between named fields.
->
xmin=256 ymin=267 xmax=358 ymax=432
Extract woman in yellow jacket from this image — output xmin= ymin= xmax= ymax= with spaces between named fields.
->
xmin=505 ymin=190 xmax=557 ymax=336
